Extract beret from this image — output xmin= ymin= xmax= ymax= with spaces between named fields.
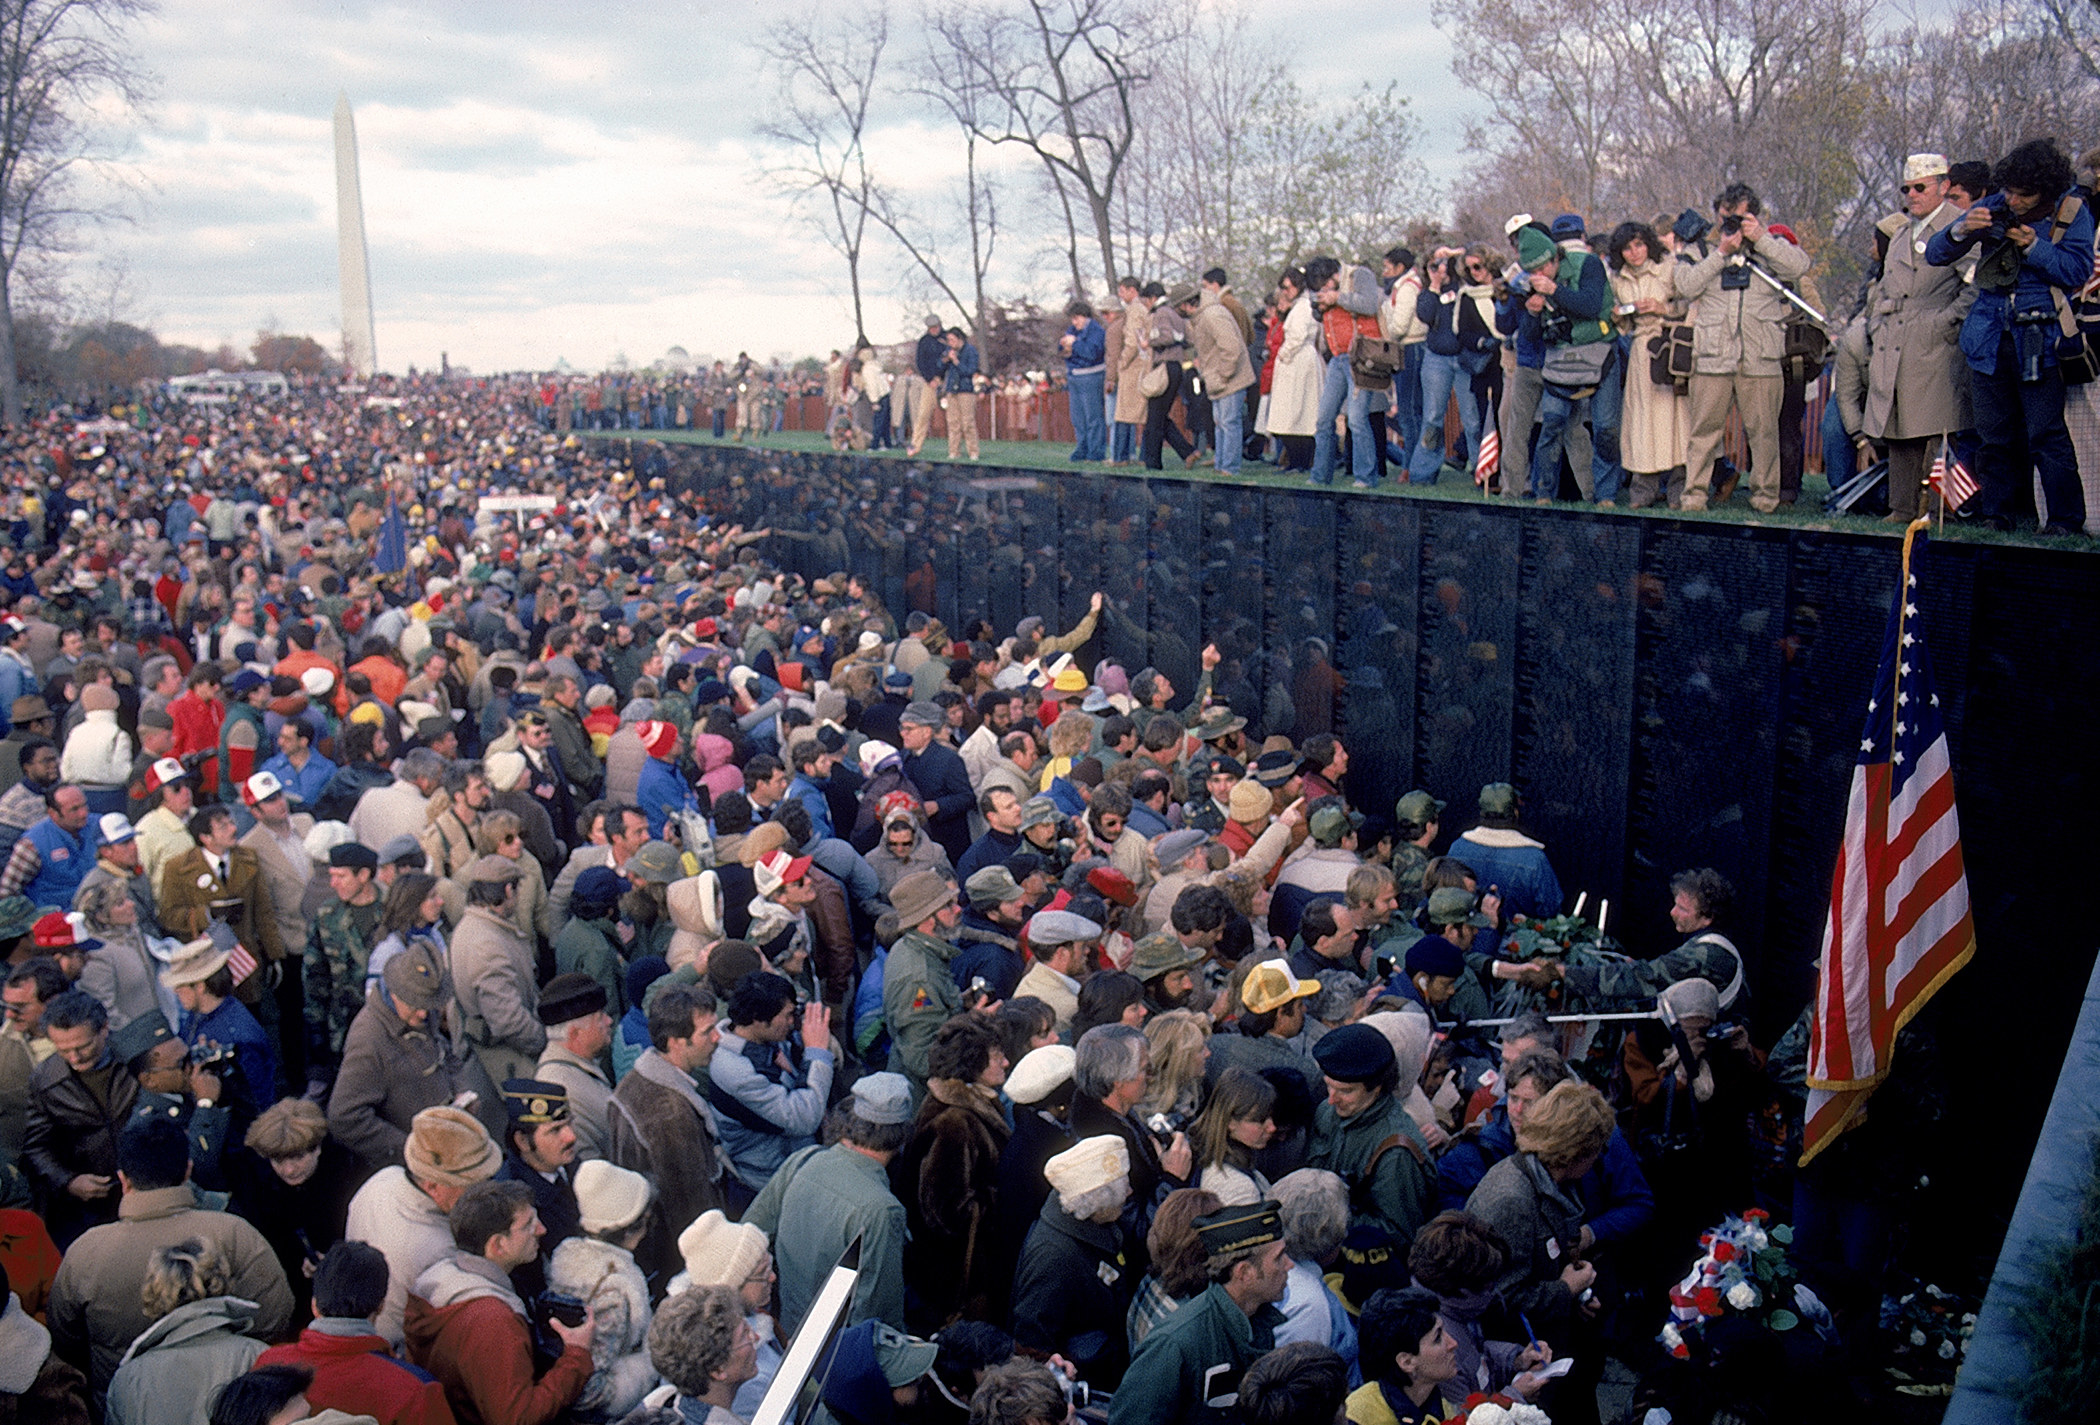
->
xmin=1312 ymin=1022 xmax=1396 ymax=1083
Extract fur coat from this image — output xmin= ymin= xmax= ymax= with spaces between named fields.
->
xmin=892 ymin=1078 xmax=1010 ymax=1329
xmin=547 ymin=1237 xmax=657 ymax=1420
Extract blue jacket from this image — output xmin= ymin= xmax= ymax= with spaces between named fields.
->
xmin=915 ymin=331 xmax=948 ymax=383
xmin=1448 ymin=831 xmax=1563 ymax=922
xmin=787 ymin=773 xmax=835 ymax=841
xmin=1927 ymin=199 xmax=2096 ymax=375
xmin=1065 ymin=319 xmax=1108 ymax=373
xmin=1437 ymin=1104 xmax=1655 ymax=1248
xmin=637 ymin=755 xmax=696 ymax=838
xmin=0 ymin=650 xmax=33 ymax=737
xmin=954 ymin=828 xmax=1022 ymax=887
xmin=259 ymin=750 xmax=336 ymax=812
xmin=1418 ymin=288 xmax=1500 ymax=359
xmin=902 ymin=743 xmax=974 ymax=861
xmin=181 ymin=995 xmax=277 ymax=1106
xmin=1497 ymin=294 xmax=1546 ymax=369
xmin=711 ymin=1029 xmax=835 ymax=1191
xmin=942 ymin=342 xmax=980 ymax=394
xmin=23 ymin=816 xmax=96 ymax=909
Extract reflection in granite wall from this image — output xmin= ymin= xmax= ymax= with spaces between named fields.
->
xmin=657 ymin=447 xmax=2099 ymax=1056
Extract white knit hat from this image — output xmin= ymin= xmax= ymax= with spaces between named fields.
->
xmin=1006 ymin=1045 xmax=1075 ymax=1106
xmin=678 ymin=1208 xmax=769 ymax=1288
xmin=1044 ymin=1135 xmax=1129 ymax=1199
xmin=574 ymin=1159 xmax=654 ymax=1235
xmin=484 ymin=750 xmax=529 ymax=792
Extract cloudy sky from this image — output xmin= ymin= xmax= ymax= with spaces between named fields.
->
xmin=81 ymin=0 xmax=1465 ymax=374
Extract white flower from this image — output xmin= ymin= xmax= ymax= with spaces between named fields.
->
xmin=1467 ymin=1405 xmax=1514 ymax=1425
xmin=1741 ymin=1226 xmax=1769 ymax=1251
xmin=1910 ymin=1328 xmax=1928 ymax=1347
xmin=1726 ymin=1281 xmax=1760 ymax=1311
xmin=1506 ymin=1405 xmax=1553 ymax=1425
xmin=1938 ymin=1339 xmax=1958 ymax=1360
xmin=1660 ymin=1323 xmax=1684 ymax=1350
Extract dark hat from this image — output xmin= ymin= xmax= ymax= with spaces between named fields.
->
xmin=329 ymin=843 xmax=379 ymax=871
xmin=110 ymin=1009 xmax=176 ymax=1071
xmin=1165 ymin=282 xmax=1201 ymax=309
xmin=1312 ymin=1022 xmax=1396 ymax=1083
xmin=1252 ymin=749 xmax=1301 ymax=788
xmin=137 ymin=707 xmax=175 ymax=732
xmin=225 ymin=669 xmax=267 ymax=697
xmin=1188 ymin=706 xmax=1246 ymax=741
xmin=572 ymin=865 xmax=629 ymax=909
xmin=1404 ymin=936 xmax=1467 ymax=979
xmin=378 ymin=834 xmax=424 ymax=867
xmin=1550 ymin=212 xmax=1586 ymax=240
xmin=1307 ymin=800 xmax=1363 ymax=847
xmin=1206 ymin=755 xmax=1246 ymax=780
xmin=1193 ymin=1199 xmax=1285 ymax=1258
xmin=537 ymin=971 xmax=609 ymax=1025
xmin=1478 ymin=782 xmax=1519 ymax=818
xmin=7 ymin=695 xmax=51 ymax=724
xmin=501 ymin=1078 xmax=571 ymax=1126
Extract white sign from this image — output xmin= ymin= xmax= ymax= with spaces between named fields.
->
xmin=477 ymin=495 xmax=558 ymax=513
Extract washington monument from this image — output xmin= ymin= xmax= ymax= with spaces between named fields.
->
xmin=334 ymin=91 xmax=377 ymax=377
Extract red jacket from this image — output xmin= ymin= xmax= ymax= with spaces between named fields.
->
xmin=259 ymin=1326 xmax=458 ymax=1425
xmin=167 ymin=688 xmax=224 ymax=793
xmin=345 ymin=655 xmax=409 ymax=715
xmin=404 ymin=1289 xmax=590 ymax=1425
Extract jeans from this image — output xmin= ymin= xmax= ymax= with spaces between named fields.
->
xmin=1972 ymin=334 xmax=2084 ymax=525
xmin=1529 ymin=347 xmax=1623 ymax=502
xmin=1388 ymin=343 xmax=1424 ymax=463
xmin=1819 ymin=394 xmax=1855 ymax=491
xmin=1410 ymin=349 xmax=1482 ymax=484
xmin=1067 ymin=369 xmax=1107 ymax=461
xmin=1111 ymin=420 xmax=1136 ymax=463
xmin=712 ymin=409 xmax=727 ymax=438
xmin=1311 ymin=354 xmax=1375 ymax=483
xmin=1212 ymin=393 xmax=1244 ymax=474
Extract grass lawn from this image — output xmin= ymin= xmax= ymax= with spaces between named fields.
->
xmin=582 ymin=427 xmax=2097 ymax=551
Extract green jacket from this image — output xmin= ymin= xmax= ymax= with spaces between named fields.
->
xmin=1308 ymin=1089 xmax=1433 ymax=1257
xmin=1561 ymin=931 xmax=1745 ymax=1014
xmin=882 ymin=928 xmax=961 ymax=1088
xmin=743 ymin=1142 xmax=906 ymax=1337
xmin=1108 ymin=1282 xmax=1283 ymax=1425
xmin=554 ymin=912 xmax=626 ymax=1017
xmin=304 ymin=894 xmax=382 ymax=1060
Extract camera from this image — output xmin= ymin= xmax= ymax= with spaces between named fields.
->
xmin=533 ymin=1290 xmax=589 ymax=1359
xmin=1613 ymin=302 xmax=1639 ymax=318
xmin=1720 ymin=264 xmax=1752 ymax=291
xmin=1145 ymin=1110 xmax=1185 ymax=1141
xmin=1062 ymin=1376 xmax=1091 ymax=1410
xmin=1719 ymin=213 xmax=1745 ymax=236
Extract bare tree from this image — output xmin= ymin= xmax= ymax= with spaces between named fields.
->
xmin=923 ymin=0 xmax=1182 ymax=296
xmin=755 ymin=4 xmax=889 ymax=343
xmin=0 ymin=0 xmax=151 ymax=425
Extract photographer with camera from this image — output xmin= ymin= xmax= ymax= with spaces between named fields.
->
xmin=1863 ymin=154 xmax=1978 ymax=523
xmin=1926 ymin=137 xmax=2093 ymax=533
xmin=1520 ymin=216 xmax=1621 ymax=503
xmin=1672 ymin=183 xmax=1813 ymax=512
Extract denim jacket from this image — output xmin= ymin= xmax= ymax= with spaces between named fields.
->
xmin=1927 ymin=196 xmax=2095 ymax=376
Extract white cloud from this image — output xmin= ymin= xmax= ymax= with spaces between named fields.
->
xmin=80 ymin=0 xmax=1481 ymax=373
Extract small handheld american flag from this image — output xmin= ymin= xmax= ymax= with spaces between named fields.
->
xmin=1475 ymin=400 xmax=1500 ymax=489
xmin=1927 ymin=442 xmax=1977 ymax=510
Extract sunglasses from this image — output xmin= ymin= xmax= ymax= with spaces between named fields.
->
xmin=1900 ymin=181 xmax=1938 ymax=194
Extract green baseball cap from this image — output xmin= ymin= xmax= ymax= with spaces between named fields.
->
xmin=1394 ymin=790 xmax=1445 ymax=827
xmin=1426 ymin=886 xmax=1492 ymax=929
xmin=1477 ymin=782 xmax=1519 ymax=818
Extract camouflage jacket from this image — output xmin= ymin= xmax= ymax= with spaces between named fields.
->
xmin=1561 ymin=931 xmax=1746 ymax=1014
xmin=304 ymin=894 xmax=384 ymax=1061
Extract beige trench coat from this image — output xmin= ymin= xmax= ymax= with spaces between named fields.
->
xmin=1865 ymin=202 xmax=1976 ymax=441
xmin=1612 ymin=260 xmax=1691 ymax=474
xmin=1267 ymin=295 xmax=1324 ymax=436
xmin=1114 ymin=302 xmax=1150 ymax=425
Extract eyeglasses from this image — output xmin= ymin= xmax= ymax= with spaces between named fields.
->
xmin=1900 ymin=181 xmax=1938 ymax=194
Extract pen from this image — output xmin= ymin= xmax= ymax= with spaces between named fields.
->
xmin=1520 ymin=1311 xmax=1540 ymax=1354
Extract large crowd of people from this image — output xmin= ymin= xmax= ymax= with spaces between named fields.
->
xmin=559 ymin=138 xmax=2100 ymax=537
xmin=0 ymin=164 xmax=1989 ymax=1425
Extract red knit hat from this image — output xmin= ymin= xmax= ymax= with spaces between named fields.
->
xmin=638 ymin=721 xmax=679 ymax=760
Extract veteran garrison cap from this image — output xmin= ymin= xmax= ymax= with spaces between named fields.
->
xmin=501 ymin=1078 xmax=571 ymax=1126
xmin=1194 ymin=1199 xmax=1285 ymax=1258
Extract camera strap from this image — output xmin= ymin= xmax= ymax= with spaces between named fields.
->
xmin=2047 ymin=194 xmax=2091 ymax=340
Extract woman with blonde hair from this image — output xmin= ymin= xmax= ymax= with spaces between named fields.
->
xmin=75 ymin=875 xmax=171 ymax=1032
xmin=230 ymin=1097 xmax=357 ymax=1320
xmin=473 ymin=808 xmax=553 ymax=943
xmin=105 ymin=1239 xmax=264 ymax=1425
xmin=1463 ymin=1080 xmax=1616 ymax=1340
xmin=1189 ymin=1067 xmax=1277 ymax=1206
xmin=1138 ymin=1008 xmax=1211 ymax=1124
xmin=1041 ymin=710 xmax=1096 ymax=791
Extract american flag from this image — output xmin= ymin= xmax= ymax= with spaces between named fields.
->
xmin=1927 ymin=444 xmax=1978 ymax=510
xmin=1475 ymin=399 xmax=1499 ymax=489
xmin=1802 ymin=522 xmax=1974 ymax=1164
xmin=224 ymin=940 xmax=259 ymax=987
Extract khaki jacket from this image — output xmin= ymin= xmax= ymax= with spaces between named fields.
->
xmin=1865 ymin=202 xmax=1976 ymax=439
xmin=1190 ymin=292 xmax=1255 ymax=398
xmin=1672 ymin=230 xmax=1813 ymax=376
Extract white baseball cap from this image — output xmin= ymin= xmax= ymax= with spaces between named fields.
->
xmin=97 ymin=813 xmax=136 ymax=845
